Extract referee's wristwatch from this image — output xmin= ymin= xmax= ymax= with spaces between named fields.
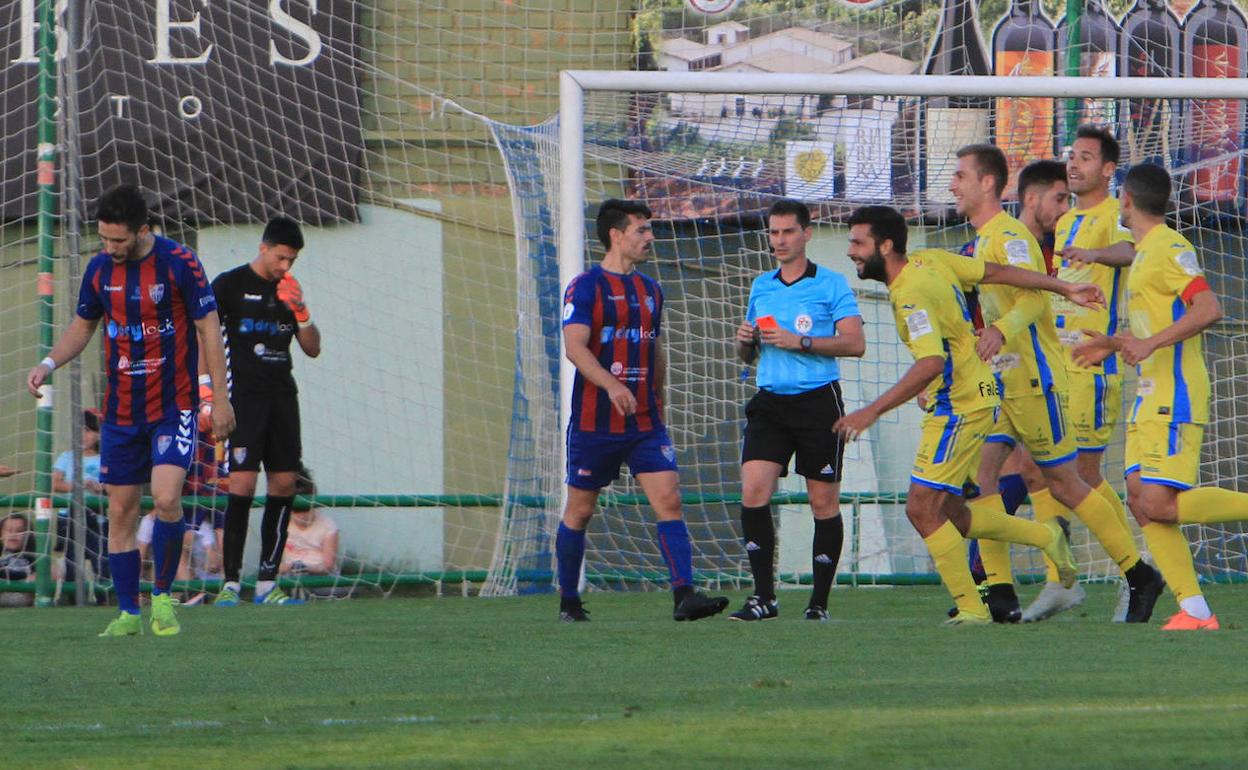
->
xmin=799 ymin=335 xmax=813 ymax=352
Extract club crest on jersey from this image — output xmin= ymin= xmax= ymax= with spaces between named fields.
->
xmin=794 ymin=313 xmax=813 ymax=334
xmin=149 ymin=284 xmax=165 ymax=303
xmin=157 ymin=436 xmax=173 ymax=455
xmin=233 ymin=447 xmax=248 ymax=464
xmin=610 ymin=361 xmax=624 ymax=376
xmin=661 ymin=445 xmax=675 ymax=461
xmin=645 ymin=296 xmax=655 ymax=313
xmin=1005 ymin=239 xmax=1031 ymax=265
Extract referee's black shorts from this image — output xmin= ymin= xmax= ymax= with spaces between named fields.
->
xmin=227 ymin=392 xmax=302 ymax=474
xmin=741 ymin=381 xmax=845 ymax=482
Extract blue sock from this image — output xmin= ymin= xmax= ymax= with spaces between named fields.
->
xmin=998 ymin=474 xmax=1028 ymax=516
xmin=656 ymin=519 xmax=693 ymax=591
xmin=109 ymin=549 xmax=141 ymax=615
xmin=555 ymin=523 xmax=586 ymax=599
xmin=150 ymin=517 xmax=186 ymax=596
xmin=967 ymin=538 xmax=986 ymax=584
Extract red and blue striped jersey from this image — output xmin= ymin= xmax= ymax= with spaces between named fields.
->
xmin=562 ymin=266 xmax=664 ymax=434
xmin=76 ymin=236 xmax=217 ymax=426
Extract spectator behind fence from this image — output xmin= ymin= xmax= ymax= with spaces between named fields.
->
xmin=280 ymin=469 xmax=345 ymax=598
xmin=53 ymin=408 xmax=109 ymax=598
xmin=1 ymin=513 xmax=37 ymax=607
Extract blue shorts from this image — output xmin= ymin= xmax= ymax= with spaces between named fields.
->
xmin=566 ymin=427 xmax=679 ymax=490
xmin=100 ymin=411 xmax=198 ymax=486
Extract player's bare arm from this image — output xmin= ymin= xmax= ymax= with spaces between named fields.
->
xmin=564 ymin=322 xmax=636 ymax=416
xmin=654 ymin=340 xmax=668 ymax=406
xmin=1120 ymin=289 xmax=1222 ymax=366
xmin=1071 ymin=329 xmax=1122 ymax=368
xmin=194 ymin=311 xmax=237 ymax=439
xmin=26 ymin=316 xmax=99 ymax=397
xmin=979 ymin=263 xmax=1105 ymax=310
xmin=1062 ymin=241 xmax=1135 ymax=267
xmin=294 ymin=322 xmax=322 ymax=358
xmin=835 ymin=355 xmax=944 ymax=441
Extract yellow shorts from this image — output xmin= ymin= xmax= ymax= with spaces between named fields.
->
xmin=1125 ymin=421 xmax=1204 ymax=490
xmin=987 ymin=390 xmax=1077 ymax=466
xmin=1066 ymin=371 xmax=1122 ymax=452
xmin=912 ymin=408 xmax=995 ymax=495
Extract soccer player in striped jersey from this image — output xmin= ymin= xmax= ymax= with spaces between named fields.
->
xmin=1074 ymin=164 xmax=1248 ymax=630
xmin=26 ymin=185 xmax=235 ymax=637
xmin=948 ymin=145 xmax=1162 ymax=624
xmin=835 ymin=205 xmax=1096 ymax=624
xmin=729 ymin=199 xmax=865 ymax=622
xmin=556 ymin=199 xmax=728 ymax=622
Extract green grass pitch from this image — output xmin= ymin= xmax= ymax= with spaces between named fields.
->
xmin=6 ymin=584 xmax=1248 ymax=769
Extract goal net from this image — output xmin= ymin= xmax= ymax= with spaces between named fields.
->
xmin=532 ymin=67 xmax=1248 ymax=595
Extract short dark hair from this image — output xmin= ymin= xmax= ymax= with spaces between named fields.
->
xmin=767 ymin=198 xmax=812 ymax=229
xmin=1017 ymin=159 xmax=1067 ymax=201
xmin=96 ymin=185 xmax=150 ymax=232
xmin=847 ymin=205 xmax=908 ymax=255
xmin=1123 ymin=164 xmax=1171 ymax=217
xmin=596 ymin=199 xmax=652 ymax=250
xmin=261 ymin=216 xmax=305 ymax=250
xmin=956 ymin=143 xmax=1009 ymax=198
xmin=1074 ymin=124 xmax=1120 ymax=166
xmin=83 ymin=409 xmax=100 ymax=433
xmin=1 ymin=512 xmax=35 ymax=554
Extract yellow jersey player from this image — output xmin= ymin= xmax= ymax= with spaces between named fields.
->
xmin=949 ymin=144 xmax=1162 ymax=624
xmin=1075 ymin=164 xmax=1246 ymax=631
xmin=1021 ymin=126 xmax=1151 ymax=623
xmin=835 ymin=205 xmax=1092 ymax=625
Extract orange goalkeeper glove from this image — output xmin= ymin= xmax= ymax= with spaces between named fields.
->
xmin=197 ymin=375 xmax=214 ymax=432
xmin=277 ymin=274 xmax=311 ymax=325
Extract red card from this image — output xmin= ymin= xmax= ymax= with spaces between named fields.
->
xmin=755 ymin=315 xmax=778 ymax=331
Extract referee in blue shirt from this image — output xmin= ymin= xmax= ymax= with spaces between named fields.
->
xmin=730 ymin=199 xmax=865 ymax=622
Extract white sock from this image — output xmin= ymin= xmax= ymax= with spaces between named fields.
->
xmin=256 ymin=580 xmax=276 ymax=597
xmin=223 ymin=581 xmax=240 ymax=593
xmin=1179 ymin=595 xmax=1213 ymax=620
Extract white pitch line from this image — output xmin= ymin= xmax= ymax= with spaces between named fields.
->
xmin=24 ymin=715 xmax=440 ymax=734
xmin=20 ymin=701 xmax=1248 ymax=736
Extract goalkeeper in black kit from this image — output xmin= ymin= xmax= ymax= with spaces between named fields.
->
xmin=207 ymin=217 xmax=322 ymax=606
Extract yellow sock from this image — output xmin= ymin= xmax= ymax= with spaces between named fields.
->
xmin=1094 ymin=479 xmax=1135 ymax=537
xmin=1029 ymin=487 xmax=1067 ymax=583
xmin=924 ymin=520 xmax=987 ymax=616
xmin=1140 ymin=522 xmax=1202 ymax=603
xmin=1177 ymin=486 xmax=1248 ymax=524
xmin=1072 ymin=485 xmax=1141 ymax=573
xmin=966 ymin=494 xmax=1050 ymax=547
xmin=977 ymin=538 xmax=1013 ymax=585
